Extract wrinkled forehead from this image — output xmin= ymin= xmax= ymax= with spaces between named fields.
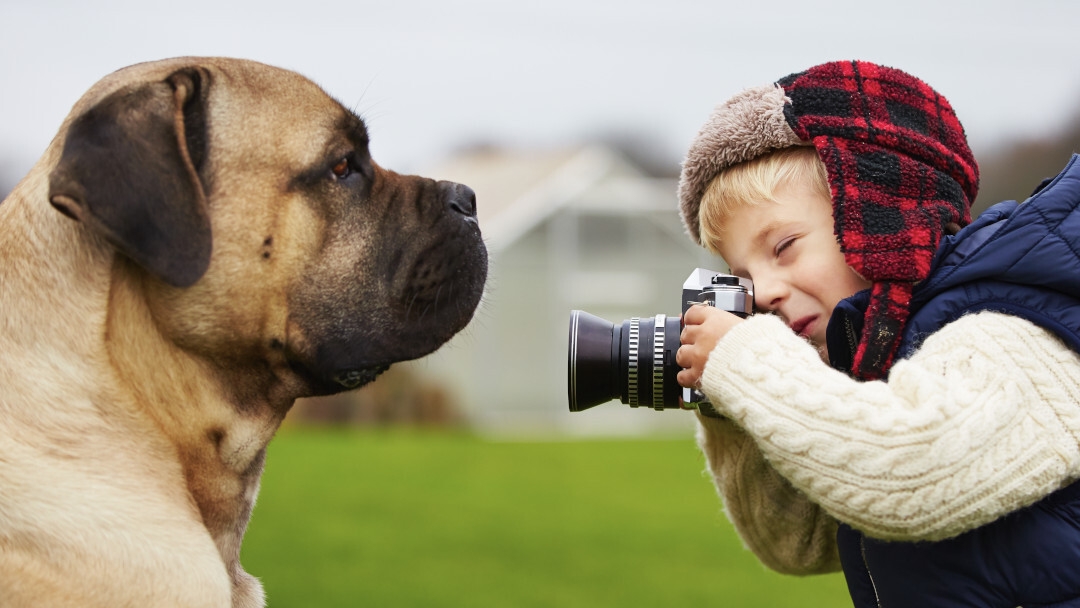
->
xmin=74 ymin=58 xmax=364 ymax=171
xmin=202 ymin=62 xmax=364 ymax=168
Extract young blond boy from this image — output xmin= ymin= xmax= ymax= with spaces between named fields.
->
xmin=674 ymin=60 xmax=1080 ymax=606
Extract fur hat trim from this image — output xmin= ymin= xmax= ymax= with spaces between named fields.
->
xmin=677 ymin=84 xmax=807 ymax=245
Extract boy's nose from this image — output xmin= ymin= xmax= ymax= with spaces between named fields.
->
xmin=752 ymin=276 xmax=788 ymax=313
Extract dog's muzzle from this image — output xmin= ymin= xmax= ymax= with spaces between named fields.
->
xmin=292 ymin=176 xmax=488 ymax=396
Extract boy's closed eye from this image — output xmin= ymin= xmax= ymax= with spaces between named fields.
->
xmin=774 ymin=236 xmax=797 ymax=258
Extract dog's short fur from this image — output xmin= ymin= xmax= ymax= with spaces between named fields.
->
xmin=0 ymin=57 xmax=487 ymax=607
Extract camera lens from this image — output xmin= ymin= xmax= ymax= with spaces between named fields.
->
xmin=568 ymin=310 xmax=682 ymax=412
xmin=567 ymin=311 xmax=620 ymax=412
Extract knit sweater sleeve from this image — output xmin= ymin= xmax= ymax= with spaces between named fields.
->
xmin=695 ymin=413 xmax=841 ymax=574
xmin=697 ymin=311 xmax=1080 ymax=543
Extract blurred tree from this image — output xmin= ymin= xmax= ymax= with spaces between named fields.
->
xmin=974 ymin=116 xmax=1080 ymax=216
xmin=287 ymin=365 xmax=464 ymax=428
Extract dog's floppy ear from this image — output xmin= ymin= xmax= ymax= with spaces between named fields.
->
xmin=48 ymin=67 xmax=212 ymax=288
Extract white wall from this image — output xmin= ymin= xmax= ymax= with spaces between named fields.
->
xmin=415 ymin=207 xmax=726 ymax=438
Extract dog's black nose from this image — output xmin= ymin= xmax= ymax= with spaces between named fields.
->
xmin=438 ymin=181 xmax=477 ymax=218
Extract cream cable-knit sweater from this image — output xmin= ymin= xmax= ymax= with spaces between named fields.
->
xmin=696 ymin=311 xmax=1080 ymax=575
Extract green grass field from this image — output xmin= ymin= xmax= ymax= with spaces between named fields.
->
xmin=241 ymin=428 xmax=850 ymax=607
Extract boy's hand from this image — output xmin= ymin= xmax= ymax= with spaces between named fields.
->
xmin=677 ymin=304 xmax=745 ymax=389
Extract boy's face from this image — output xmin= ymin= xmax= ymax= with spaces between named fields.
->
xmin=712 ymin=176 xmax=871 ymax=361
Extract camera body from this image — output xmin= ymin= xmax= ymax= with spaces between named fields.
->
xmin=678 ymin=268 xmax=754 ymax=408
xmin=567 ymin=268 xmax=753 ymax=416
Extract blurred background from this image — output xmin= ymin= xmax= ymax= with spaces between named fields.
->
xmin=3 ymin=0 xmax=1079 ymax=605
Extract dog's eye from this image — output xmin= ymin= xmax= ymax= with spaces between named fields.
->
xmin=330 ymin=158 xmax=351 ymax=180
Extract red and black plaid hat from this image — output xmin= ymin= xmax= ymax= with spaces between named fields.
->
xmin=678 ymin=60 xmax=979 ymax=379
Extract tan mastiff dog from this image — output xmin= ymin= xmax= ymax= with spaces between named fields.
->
xmin=0 ymin=57 xmax=487 ymax=607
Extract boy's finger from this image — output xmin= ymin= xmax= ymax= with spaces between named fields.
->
xmin=680 ymin=323 xmax=702 ymax=346
xmin=676 ymin=344 xmax=698 ymax=366
xmin=682 ymin=303 xmax=710 ymax=325
xmin=676 ymin=368 xmax=699 ymax=389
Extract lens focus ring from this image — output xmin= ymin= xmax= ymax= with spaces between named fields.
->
xmin=628 ymin=318 xmax=640 ymax=407
xmin=652 ymin=314 xmax=665 ymax=409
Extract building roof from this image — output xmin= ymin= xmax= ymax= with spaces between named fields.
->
xmin=425 ymin=144 xmax=678 ymax=252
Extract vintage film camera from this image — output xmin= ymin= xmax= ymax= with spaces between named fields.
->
xmin=567 ymin=268 xmax=753 ymax=417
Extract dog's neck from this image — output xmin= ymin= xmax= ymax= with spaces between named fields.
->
xmin=1 ymin=178 xmax=281 ymax=596
xmin=0 ymin=175 xmax=116 ymax=399
xmin=103 ymin=257 xmax=286 ymax=584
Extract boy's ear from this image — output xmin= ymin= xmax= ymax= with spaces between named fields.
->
xmin=48 ymin=68 xmax=212 ymax=288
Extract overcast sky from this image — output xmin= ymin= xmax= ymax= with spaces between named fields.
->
xmin=2 ymin=0 xmax=1079 ymax=181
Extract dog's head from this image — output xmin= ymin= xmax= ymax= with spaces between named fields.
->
xmin=46 ymin=57 xmax=487 ymax=398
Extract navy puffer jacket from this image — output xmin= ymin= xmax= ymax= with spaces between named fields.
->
xmin=827 ymin=154 xmax=1080 ymax=608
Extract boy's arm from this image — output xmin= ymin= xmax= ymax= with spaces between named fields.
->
xmin=695 ymin=413 xmax=841 ymax=574
xmin=700 ymin=311 xmax=1080 ymax=542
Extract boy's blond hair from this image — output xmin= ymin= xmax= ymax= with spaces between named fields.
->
xmin=698 ymin=146 xmax=830 ymax=254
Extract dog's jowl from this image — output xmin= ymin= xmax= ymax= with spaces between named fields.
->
xmin=0 ymin=57 xmax=487 ymax=607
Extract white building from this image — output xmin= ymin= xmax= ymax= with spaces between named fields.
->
xmin=406 ymin=143 xmax=727 ymax=437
